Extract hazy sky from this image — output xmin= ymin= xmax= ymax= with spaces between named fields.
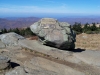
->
xmin=0 ymin=0 xmax=100 ymax=18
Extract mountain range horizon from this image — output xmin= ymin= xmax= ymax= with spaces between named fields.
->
xmin=1 ymin=14 xmax=100 ymax=19
xmin=0 ymin=16 xmax=100 ymax=29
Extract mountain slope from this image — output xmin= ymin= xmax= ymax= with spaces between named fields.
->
xmin=0 ymin=17 xmax=40 ymax=29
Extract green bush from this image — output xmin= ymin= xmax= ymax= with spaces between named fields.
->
xmin=85 ymin=31 xmax=92 ymax=34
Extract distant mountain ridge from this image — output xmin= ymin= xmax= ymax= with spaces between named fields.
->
xmin=0 ymin=17 xmax=100 ymax=29
xmin=0 ymin=17 xmax=40 ymax=29
xmin=58 ymin=17 xmax=100 ymax=25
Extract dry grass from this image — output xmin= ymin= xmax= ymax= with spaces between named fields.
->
xmin=75 ymin=33 xmax=100 ymax=50
xmin=26 ymin=36 xmax=38 ymax=40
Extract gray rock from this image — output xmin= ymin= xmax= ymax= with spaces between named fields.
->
xmin=74 ymin=50 xmax=100 ymax=67
xmin=24 ymin=67 xmax=59 ymax=75
xmin=30 ymin=18 xmax=76 ymax=49
xmin=0 ymin=55 xmax=10 ymax=70
xmin=18 ymin=39 xmax=72 ymax=60
xmin=24 ymin=57 xmax=85 ymax=75
xmin=18 ymin=39 xmax=82 ymax=64
xmin=5 ymin=66 xmax=26 ymax=75
xmin=0 ymin=32 xmax=25 ymax=46
xmin=0 ymin=41 xmax=5 ymax=49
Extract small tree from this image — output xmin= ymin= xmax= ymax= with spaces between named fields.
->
xmin=8 ymin=28 xmax=12 ymax=32
xmin=83 ymin=23 xmax=91 ymax=32
xmin=2 ymin=28 xmax=7 ymax=33
xmin=72 ymin=22 xmax=83 ymax=34
xmin=91 ymin=23 xmax=97 ymax=31
xmin=15 ymin=28 xmax=20 ymax=34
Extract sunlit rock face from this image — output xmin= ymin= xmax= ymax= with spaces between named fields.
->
xmin=30 ymin=18 xmax=76 ymax=50
xmin=0 ymin=32 xmax=25 ymax=46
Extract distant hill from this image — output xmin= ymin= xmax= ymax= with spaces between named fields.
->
xmin=0 ymin=17 xmax=40 ymax=29
xmin=0 ymin=17 xmax=100 ymax=29
xmin=58 ymin=17 xmax=100 ymax=25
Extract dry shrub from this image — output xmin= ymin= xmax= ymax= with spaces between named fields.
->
xmin=29 ymin=36 xmax=38 ymax=40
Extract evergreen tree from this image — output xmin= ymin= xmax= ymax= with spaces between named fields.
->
xmin=72 ymin=22 xmax=82 ymax=34
xmin=2 ymin=28 xmax=7 ymax=33
xmin=19 ymin=29 xmax=25 ymax=36
xmin=15 ymin=28 xmax=20 ymax=34
xmin=24 ymin=27 xmax=35 ymax=36
xmin=8 ymin=28 xmax=12 ymax=32
xmin=91 ymin=23 xmax=97 ymax=31
xmin=83 ymin=23 xmax=91 ymax=32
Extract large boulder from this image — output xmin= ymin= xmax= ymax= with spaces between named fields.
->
xmin=0 ymin=32 xmax=25 ymax=46
xmin=30 ymin=18 xmax=76 ymax=49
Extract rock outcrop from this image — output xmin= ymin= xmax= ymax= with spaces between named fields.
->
xmin=30 ymin=18 xmax=76 ymax=49
xmin=0 ymin=32 xmax=25 ymax=46
xmin=0 ymin=32 xmax=100 ymax=75
xmin=0 ymin=41 xmax=5 ymax=49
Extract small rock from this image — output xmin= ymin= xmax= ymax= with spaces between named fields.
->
xmin=0 ymin=32 xmax=25 ymax=46
xmin=5 ymin=66 xmax=26 ymax=75
xmin=0 ymin=55 xmax=10 ymax=70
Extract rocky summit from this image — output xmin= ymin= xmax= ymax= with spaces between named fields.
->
xmin=30 ymin=18 xmax=76 ymax=49
xmin=0 ymin=32 xmax=100 ymax=75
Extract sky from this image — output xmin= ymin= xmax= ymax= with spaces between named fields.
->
xmin=0 ymin=0 xmax=100 ymax=18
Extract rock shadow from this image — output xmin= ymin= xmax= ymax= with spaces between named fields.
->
xmin=41 ymin=41 xmax=85 ymax=53
xmin=10 ymin=62 xmax=20 ymax=68
xmin=69 ymin=48 xmax=85 ymax=53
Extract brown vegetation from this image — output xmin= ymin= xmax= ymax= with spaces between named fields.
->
xmin=28 ymin=36 xmax=38 ymax=40
xmin=75 ymin=33 xmax=100 ymax=50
